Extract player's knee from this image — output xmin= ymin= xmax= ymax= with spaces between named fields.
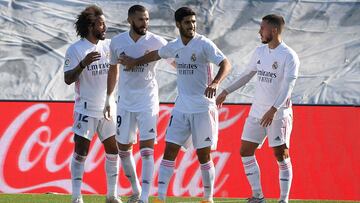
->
xmin=196 ymin=147 xmax=211 ymax=164
xmin=104 ymin=144 xmax=118 ymax=154
xmin=197 ymin=153 xmax=211 ymax=164
xmin=74 ymin=144 xmax=89 ymax=156
xmin=75 ymin=149 xmax=88 ymax=157
xmin=163 ymin=149 xmax=177 ymax=160
xmin=73 ymin=152 xmax=87 ymax=162
xmin=163 ymin=143 xmax=180 ymax=161
xmin=139 ymin=138 xmax=155 ymax=149
xmin=240 ymin=147 xmax=254 ymax=157
xmin=102 ymin=136 xmax=119 ymax=154
xmin=74 ymin=135 xmax=90 ymax=156
xmin=274 ymin=149 xmax=289 ymax=161
xmin=117 ymin=143 xmax=132 ymax=151
xmin=163 ymin=151 xmax=177 ymax=161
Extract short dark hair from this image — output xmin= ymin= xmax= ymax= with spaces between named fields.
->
xmin=262 ymin=14 xmax=285 ymax=33
xmin=128 ymin=5 xmax=147 ymax=16
xmin=175 ymin=7 xmax=196 ymax=22
xmin=75 ymin=5 xmax=103 ymax=38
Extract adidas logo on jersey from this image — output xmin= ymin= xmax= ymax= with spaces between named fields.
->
xmin=275 ymin=136 xmax=281 ymax=141
xmin=149 ymin=128 xmax=155 ymax=133
xmin=175 ymin=54 xmax=179 ymax=58
xmin=205 ymin=137 xmax=211 ymax=141
xmin=257 ymin=60 xmax=261 ymax=64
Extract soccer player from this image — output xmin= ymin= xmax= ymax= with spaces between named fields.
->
xmin=63 ymin=5 xmax=121 ymax=203
xmin=216 ymin=14 xmax=300 ymax=203
xmin=103 ymin=5 xmax=168 ymax=203
xmin=118 ymin=7 xmax=231 ymax=203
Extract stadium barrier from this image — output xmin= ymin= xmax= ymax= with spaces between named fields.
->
xmin=0 ymin=101 xmax=358 ymax=200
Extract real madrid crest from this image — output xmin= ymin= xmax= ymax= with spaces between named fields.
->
xmin=191 ymin=53 xmax=196 ymax=62
xmin=272 ymin=61 xmax=278 ymax=70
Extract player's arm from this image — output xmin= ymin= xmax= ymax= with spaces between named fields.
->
xmin=216 ymin=49 xmax=258 ymax=107
xmin=104 ymin=64 xmax=119 ymax=120
xmin=118 ymin=50 xmax=161 ymax=69
xmin=216 ymin=69 xmax=256 ymax=107
xmin=64 ymin=51 xmax=101 ymax=85
xmin=260 ymin=53 xmax=300 ymax=127
xmin=205 ymin=58 xmax=232 ymax=99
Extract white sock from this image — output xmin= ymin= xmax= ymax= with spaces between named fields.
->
xmin=242 ymin=156 xmax=263 ymax=198
xmin=278 ymin=158 xmax=292 ymax=202
xmin=119 ymin=150 xmax=141 ymax=195
xmin=105 ymin=153 xmax=119 ymax=198
xmin=200 ymin=161 xmax=215 ymax=201
xmin=139 ymin=148 xmax=154 ymax=202
xmin=157 ymin=159 xmax=175 ymax=200
xmin=71 ymin=153 xmax=86 ymax=199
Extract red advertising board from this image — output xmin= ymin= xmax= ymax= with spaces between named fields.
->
xmin=0 ymin=102 xmax=359 ymax=200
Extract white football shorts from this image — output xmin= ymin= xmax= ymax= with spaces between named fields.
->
xmin=72 ymin=112 xmax=116 ymax=142
xmin=241 ymin=114 xmax=293 ymax=148
xmin=165 ymin=109 xmax=218 ymax=150
xmin=115 ymin=109 xmax=158 ymax=144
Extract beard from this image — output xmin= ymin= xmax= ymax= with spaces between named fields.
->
xmin=132 ymin=23 xmax=147 ymax=35
xmin=261 ymin=34 xmax=273 ymax=44
xmin=179 ymin=26 xmax=195 ymax=39
xmin=94 ymin=30 xmax=105 ymax=40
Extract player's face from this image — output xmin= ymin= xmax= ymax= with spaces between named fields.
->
xmin=92 ymin=15 xmax=107 ymax=40
xmin=177 ymin=15 xmax=196 ymax=39
xmin=129 ymin=11 xmax=149 ymax=35
xmin=259 ymin=20 xmax=274 ymax=44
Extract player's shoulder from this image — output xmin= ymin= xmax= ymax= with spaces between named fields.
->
xmin=68 ymin=39 xmax=84 ymax=48
xmin=194 ymin=34 xmax=219 ymax=50
xmin=146 ymin=31 xmax=161 ymax=40
xmin=255 ymin=44 xmax=268 ymax=51
xmin=66 ymin=39 xmax=86 ymax=53
xmin=281 ymin=43 xmax=297 ymax=55
xmin=195 ymin=34 xmax=212 ymax=44
xmin=252 ymin=44 xmax=267 ymax=56
xmin=111 ymin=31 xmax=129 ymax=43
xmin=146 ymin=31 xmax=167 ymax=44
xmin=279 ymin=42 xmax=299 ymax=60
xmin=163 ymin=37 xmax=180 ymax=48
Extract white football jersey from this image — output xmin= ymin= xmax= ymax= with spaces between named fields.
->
xmin=246 ymin=42 xmax=300 ymax=119
xmin=110 ymin=31 xmax=167 ymax=113
xmin=64 ymin=38 xmax=111 ymax=118
xmin=158 ymin=34 xmax=226 ymax=113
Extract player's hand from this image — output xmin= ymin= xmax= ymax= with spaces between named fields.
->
xmin=103 ymin=95 xmax=114 ymax=120
xmin=204 ymin=82 xmax=219 ymax=99
xmin=118 ymin=55 xmax=136 ymax=70
xmin=260 ymin=106 xmax=277 ymax=127
xmin=82 ymin=51 xmax=101 ymax=67
xmin=216 ymin=90 xmax=228 ymax=108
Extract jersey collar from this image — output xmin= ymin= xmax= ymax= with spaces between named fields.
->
xmin=127 ymin=31 xmax=149 ymax=44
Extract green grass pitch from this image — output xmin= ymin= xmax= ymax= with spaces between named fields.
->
xmin=0 ymin=194 xmax=357 ymax=203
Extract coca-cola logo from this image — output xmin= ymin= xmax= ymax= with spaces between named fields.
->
xmin=0 ymin=103 xmax=245 ymax=196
